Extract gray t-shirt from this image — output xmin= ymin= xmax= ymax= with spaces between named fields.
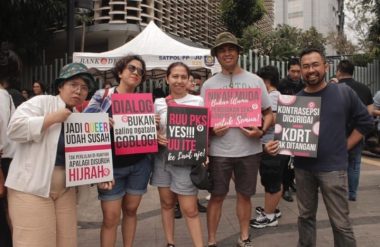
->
xmin=201 ymin=70 xmax=272 ymax=157
xmin=261 ymin=90 xmax=280 ymax=144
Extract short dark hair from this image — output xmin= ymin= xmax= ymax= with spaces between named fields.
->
xmin=191 ymin=72 xmax=201 ymax=80
xmin=113 ymin=55 xmax=147 ymax=83
xmin=287 ymin=58 xmax=300 ymax=70
xmin=257 ymin=65 xmax=279 ymax=88
xmin=166 ymin=62 xmax=190 ymax=78
xmin=337 ymin=59 xmax=354 ymax=76
xmin=299 ymin=47 xmax=326 ymax=64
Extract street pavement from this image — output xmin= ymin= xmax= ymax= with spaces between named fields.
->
xmin=77 ymin=156 xmax=380 ymax=247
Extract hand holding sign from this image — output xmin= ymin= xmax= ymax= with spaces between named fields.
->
xmin=97 ymin=180 xmax=115 ymax=190
xmin=239 ymin=126 xmax=263 ymax=138
xmin=212 ymin=125 xmax=229 ymax=137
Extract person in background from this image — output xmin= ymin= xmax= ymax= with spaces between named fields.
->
xmin=20 ymin=88 xmax=30 ymax=100
xmin=5 ymin=63 xmax=94 ymax=247
xmin=0 ymin=75 xmax=16 ymax=247
xmin=84 ymin=55 xmax=152 ymax=247
xmin=294 ymin=47 xmax=373 ymax=247
xmin=250 ymin=65 xmax=283 ymax=229
xmin=201 ymin=32 xmax=273 ymax=247
xmin=336 ymin=59 xmax=374 ymax=201
xmin=278 ymin=57 xmax=304 ymax=202
xmin=329 ymin=77 xmax=339 ymax=84
xmin=151 ymin=62 xmax=204 ymax=247
xmin=102 ymin=81 xmax=113 ymax=89
xmin=32 ymin=80 xmax=46 ymax=96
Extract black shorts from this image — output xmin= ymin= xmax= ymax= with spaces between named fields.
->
xmin=259 ymin=153 xmax=285 ymax=194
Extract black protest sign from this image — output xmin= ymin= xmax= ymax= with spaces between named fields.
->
xmin=166 ymin=106 xmax=208 ymax=165
xmin=274 ymin=95 xmax=321 ymax=157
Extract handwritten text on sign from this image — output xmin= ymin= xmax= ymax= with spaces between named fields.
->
xmin=274 ymin=95 xmax=321 ymax=157
xmin=64 ymin=113 xmax=113 ymax=186
xmin=112 ymin=93 xmax=158 ymax=155
xmin=205 ymin=88 xmax=262 ymax=127
xmin=166 ymin=106 xmax=208 ymax=165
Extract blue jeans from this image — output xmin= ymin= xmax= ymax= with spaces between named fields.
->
xmin=347 ymin=141 xmax=363 ymax=199
xmin=295 ymin=168 xmax=356 ymax=247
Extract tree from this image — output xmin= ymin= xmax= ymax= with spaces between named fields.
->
xmin=220 ymin=0 xmax=266 ymax=38
xmin=327 ymin=32 xmax=356 ymax=55
xmin=0 ymin=0 xmax=66 ymax=64
xmin=345 ymin=0 xmax=380 ymax=57
xmin=241 ymin=24 xmax=326 ymax=60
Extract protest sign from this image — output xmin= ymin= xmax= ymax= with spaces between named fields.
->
xmin=112 ymin=93 xmax=158 ymax=155
xmin=205 ymin=88 xmax=262 ymax=127
xmin=274 ymin=95 xmax=321 ymax=157
xmin=64 ymin=113 xmax=113 ymax=186
xmin=166 ymin=106 xmax=208 ymax=165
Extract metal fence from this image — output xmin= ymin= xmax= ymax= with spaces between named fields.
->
xmin=20 ymin=50 xmax=380 ymax=94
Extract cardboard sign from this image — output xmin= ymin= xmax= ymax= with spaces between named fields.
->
xmin=274 ymin=95 xmax=321 ymax=157
xmin=112 ymin=93 xmax=158 ymax=155
xmin=166 ymin=106 xmax=208 ymax=165
xmin=64 ymin=113 xmax=113 ymax=186
xmin=205 ymin=88 xmax=262 ymax=127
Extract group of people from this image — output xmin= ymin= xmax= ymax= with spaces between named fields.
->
xmin=0 ymin=30 xmax=377 ymax=247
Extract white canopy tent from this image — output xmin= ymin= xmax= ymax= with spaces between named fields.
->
xmin=73 ymin=21 xmax=221 ymax=78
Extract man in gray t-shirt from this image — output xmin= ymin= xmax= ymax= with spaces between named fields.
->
xmin=201 ymin=32 xmax=273 ymax=247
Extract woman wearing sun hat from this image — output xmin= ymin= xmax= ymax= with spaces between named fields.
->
xmin=5 ymin=62 xmax=94 ymax=247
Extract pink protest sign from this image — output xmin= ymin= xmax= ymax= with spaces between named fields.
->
xmin=64 ymin=113 xmax=113 ymax=187
xmin=111 ymin=93 xmax=158 ymax=155
xmin=205 ymin=88 xmax=262 ymax=127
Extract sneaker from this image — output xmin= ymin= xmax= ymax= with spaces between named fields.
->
xmin=282 ymin=190 xmax=294 ymax=202
xmin=197 ymin=201 xmax=207 ymax=213
xmin=174 ymin=203 xmax=182 ymax=219
xmin=250 ymin=213 xmax=278 ymax=229
xmin=255 ymin=206 xmax=282 ymax=218
xmin=236 ymin=237 xmax=253 ymax=247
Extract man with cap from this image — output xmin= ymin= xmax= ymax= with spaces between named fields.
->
xmin=5 ymin=63 xmax=94 ymax=247
xmin=200 ymin=32 xmax=273 ymax=247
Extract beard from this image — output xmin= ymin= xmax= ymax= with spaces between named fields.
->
xmin=303 ymin=72 xmax=326 ymax=87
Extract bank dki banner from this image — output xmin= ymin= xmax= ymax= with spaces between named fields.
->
xmin=274 ymin=95 xmax=321 ymax=157
xmin=166 ymin=105 xmax=208 ymax=165
xmin=205 ymin=88 xmax=262 ymax=127
xmin=64 ymin=113 xmax=113 ymax=186
xmin=112 ymin=93 xmax=158 ymax=155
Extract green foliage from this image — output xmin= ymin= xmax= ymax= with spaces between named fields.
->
xmin=351 ymin=53 xmax=375 ymax=66
xmin=220 ymin=0 xmax=265 ymax=38
xmin=241 ymin=24 xmax=327 ymax=60
xmin=0 ymin=0 xmax=66 ymax=64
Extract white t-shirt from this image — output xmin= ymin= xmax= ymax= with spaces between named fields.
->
xmin=154 ymin=94 xmax=204 ymax=137
xmin=201 ymin=70 xmax=272 ymax=157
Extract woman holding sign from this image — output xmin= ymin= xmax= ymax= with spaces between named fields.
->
xmin=151 ymin=62 xmax=204 ymax=247
xmin=5 ymin=63 xmax=94 ymax=247
xmin=84 ymin=55 xmax=152 ymax=247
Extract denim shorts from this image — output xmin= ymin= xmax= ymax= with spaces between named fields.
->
xmin=98 ymin=156 xmax=152 ymax=201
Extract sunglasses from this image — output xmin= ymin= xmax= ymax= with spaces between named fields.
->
xmin=127 ymin=64 xmax=145 ymax=77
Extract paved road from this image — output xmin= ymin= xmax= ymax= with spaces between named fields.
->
xmin=77 ymin=156 xmax=380 ymax=247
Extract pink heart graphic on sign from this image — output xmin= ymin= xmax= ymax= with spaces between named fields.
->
xmin=104 ymin=168 xmax=110 ymax=176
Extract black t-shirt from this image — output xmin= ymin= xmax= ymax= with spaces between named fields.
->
xmin=339 ymin=78 xmax=373 ymax=106
xmin=278 ymin=76 xmax=304 ymax=95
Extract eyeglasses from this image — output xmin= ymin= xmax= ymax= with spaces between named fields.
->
xmin=127 ymin=64 xmax=145 ymax=77
xmin=67 ymin=82 xmax=89 ymax=92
